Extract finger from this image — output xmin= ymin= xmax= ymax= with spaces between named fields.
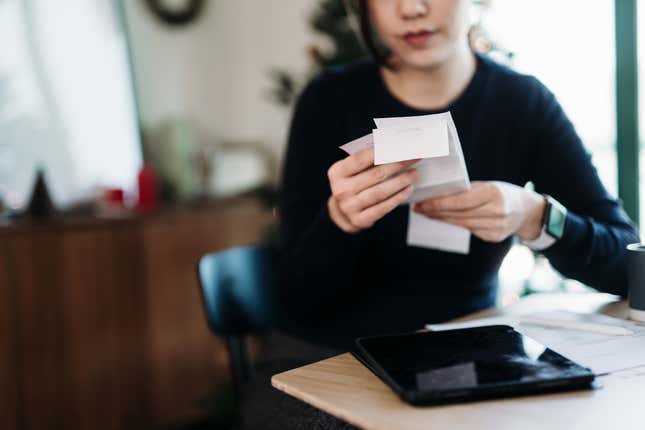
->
xmin=342 ymin=159 xmax=420 ymax=196
xmin=343 ymin=169 xmax=418 ymax=213
xmin=417 ymin=185 xmax=493 ymax=213
xmin=330 ymin=147 xmax=375 ymax=179
xmin=423 ymin=202 xmax=504 ymax=219
xmin=440 ymin=216 xmax=504 ymax=231
xmin=351 ymin=184 xmax=414 ymax=229
xmin=328 ymin=196 xmax=359 ymax=233
xmin=471 ymin=228 xmax=508 ymax=243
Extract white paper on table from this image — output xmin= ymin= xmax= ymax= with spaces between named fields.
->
xmin=372 ymin=122 xmax=448 ymax=164
xmin=425 ymin=311 xmax=645 ymax=376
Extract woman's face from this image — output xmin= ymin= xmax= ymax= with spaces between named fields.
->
xmin=368 ymin=0 xmax=471 ymax=69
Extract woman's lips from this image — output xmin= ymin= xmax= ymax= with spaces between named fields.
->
xmin=402 ymin=30 xmax=435 ymax=48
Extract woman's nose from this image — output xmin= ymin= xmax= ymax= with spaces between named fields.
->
xmin=399 ymin=0 xmax=429 ymax=20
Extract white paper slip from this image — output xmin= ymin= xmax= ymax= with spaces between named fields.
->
xmin=374 ymin=112 xmax=470 ymax=204
xmin=374 ymin=112 xmax=451 ymax=129
xmin=521 ymin=315 xmax=635 ymax=335
xmin=375 ymin=112 xmax=471 ymax=252
xmin=412 ymin=157 xmax=464 ymax=191
xmin=425 ymin=311 xmax=645 ymax=376
xmin=608 ymin=365 xmax=645 ymax=382
xmin=340 ymin=114 xmax=469 ymax=201
xmin=372 ymin=123 xmax=448 ymax=165
xmin=338 ymin=112 xmax=472 ymax=254
xmin=408 ymin=178 xmax=470 ymax=203
xmin=425 ymin=315 xmax=515 ymax=332
xmin=407 ymin=206 xmax=470 ymax=254
xmin=339 ymin=132 xmax=373 ymax=155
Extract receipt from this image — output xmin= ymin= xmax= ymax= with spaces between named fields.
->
xmin=339 ymin=112 xmax=471 ymax=254
xmin=372 ymin=122 xmax=448 ymax=164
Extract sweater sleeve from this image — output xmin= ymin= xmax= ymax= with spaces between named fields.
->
xmin=276 ymin=74 xmax=366 ymax=320
xmin=527 ymin=78 xmax=640 ymax=296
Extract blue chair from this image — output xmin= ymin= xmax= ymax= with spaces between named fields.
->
xmin=196 ymin=245 xmax=274 ymax=398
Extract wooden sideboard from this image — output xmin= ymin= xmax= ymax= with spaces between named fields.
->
xmin=0 ymin=198 xmax=274 ymax=429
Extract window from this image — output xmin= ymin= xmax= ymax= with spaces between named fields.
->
xmin=482 ymin=0 xmax=616 ymax=301
xmin=638 ymin=0 xmax=645 ymax=229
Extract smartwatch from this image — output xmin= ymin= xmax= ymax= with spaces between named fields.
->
xmin=523 ymin=195 xmax=568 ymax=251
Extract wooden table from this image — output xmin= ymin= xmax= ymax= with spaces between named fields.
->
xmin=272 ymin=293 xmax=645 ymax=430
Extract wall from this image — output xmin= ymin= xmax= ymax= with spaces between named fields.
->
xmin=123 ymin=0 xmax=320 ymax=169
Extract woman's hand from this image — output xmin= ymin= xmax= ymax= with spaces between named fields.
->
xmin=413 ymin=181 xmax=547 ymax=243
xmin=327 ymin=148 xmax=419 ymax=233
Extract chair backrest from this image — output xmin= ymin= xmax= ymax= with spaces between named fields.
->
xmin=197 ymin=245 xmax=273 ymax=337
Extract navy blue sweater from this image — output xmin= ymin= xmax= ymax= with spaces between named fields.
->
xmin=277 ymin=54 xmax=640 ymax=349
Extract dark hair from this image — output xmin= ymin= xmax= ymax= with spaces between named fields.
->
xmin=356 ymin=0 xmax=393 ymax=67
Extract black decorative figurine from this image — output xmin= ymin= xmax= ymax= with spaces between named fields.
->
xmin=25 ymin=169 xmax=56 ymax=218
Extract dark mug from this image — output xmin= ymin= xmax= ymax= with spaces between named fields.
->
xmin=627 ymin=243 xmax=645 ymax=322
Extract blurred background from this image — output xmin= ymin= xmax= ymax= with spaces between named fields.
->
xmin=0 ymin=0 xmax=642 ymax=429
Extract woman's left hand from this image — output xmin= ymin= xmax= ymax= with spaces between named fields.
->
xmin=413 ymin=181 xmax=547 ymax=243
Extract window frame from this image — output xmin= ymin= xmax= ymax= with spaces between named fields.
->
xmin=615 ymin=0 xmax=640 ymax=227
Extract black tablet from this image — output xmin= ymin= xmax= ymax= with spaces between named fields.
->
xmin=353 ymin=325 xmax=595 ymax=406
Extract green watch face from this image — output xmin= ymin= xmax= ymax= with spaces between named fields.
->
xmin=546 ymin=198 xmax=567 ymax=239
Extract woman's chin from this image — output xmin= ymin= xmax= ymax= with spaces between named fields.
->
xmin=397 ymin=50 xmax=447 ymax=70
xmin=388 ymin=40 xmax=453 ymax=70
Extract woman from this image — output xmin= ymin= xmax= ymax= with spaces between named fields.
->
xmin=246 ymin=0 xmax=639 ymax=428
xmin=276 ymin=0 xmax=639 ymax=348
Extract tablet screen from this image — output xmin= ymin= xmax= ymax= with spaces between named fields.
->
xmin=356 ymin=325 xmax=593 ymax=393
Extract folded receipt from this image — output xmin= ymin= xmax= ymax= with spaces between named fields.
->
xmin=339 ymin=112 xmax=471 ymax=254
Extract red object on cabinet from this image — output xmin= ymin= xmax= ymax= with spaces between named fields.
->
xmin=104 ymin=188 xmax=125 ymax=206
xmin=137 ymin=164 xmax=158 ymax=212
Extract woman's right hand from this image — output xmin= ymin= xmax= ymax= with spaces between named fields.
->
xmin=327 ymin=147 xmax=419 ymax=233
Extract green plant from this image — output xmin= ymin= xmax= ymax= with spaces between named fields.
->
xmin=267 ymin=0 xmax=365 ymax=107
